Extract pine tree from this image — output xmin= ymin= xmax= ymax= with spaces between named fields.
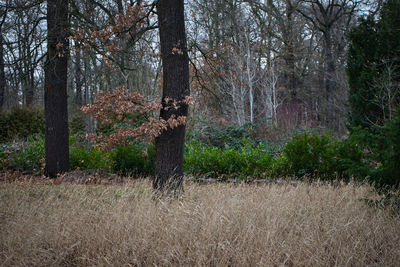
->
xmin=347 ymin=0 xmax=400 ymax=129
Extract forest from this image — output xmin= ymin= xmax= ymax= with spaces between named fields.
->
xmin=0 ymin=0 xmax=400 ymax=265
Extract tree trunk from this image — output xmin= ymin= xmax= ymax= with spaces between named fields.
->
xmin=154 ymin=0 xmax=190 ymax=197
xmin=284 ymin=0 xmax=297 ymax=103
xmin=75 ymin=43 xmax=82 ymax=107
xmin=0 ymin=27 xmax=4 ymax=111
xmin=25 ymin=65 xmax=35 ymax=106
xmin=324 ymin=30 xmax=336 ymax=127
xmin=44 ymin=0 xmax=70 ymax=178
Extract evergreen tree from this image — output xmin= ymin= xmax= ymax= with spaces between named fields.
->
xmin=347 ymin=0 xmax=400 ymax=129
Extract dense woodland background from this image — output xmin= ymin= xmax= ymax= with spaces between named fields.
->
xmin=0 ymin=0 xmax=399 ymax=190
xmin=0 ymin=0 xmax=384 ymax=131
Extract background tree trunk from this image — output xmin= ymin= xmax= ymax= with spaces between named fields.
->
xmin=44 ymin=0 xmax=70 ymax=178
xmin=154 ymin=0 xmax=190 ymax=197
xmin=75 ymin=43 xmax=82 ymax=108
xmin=0 ymin=26 xmax=4 ymax=111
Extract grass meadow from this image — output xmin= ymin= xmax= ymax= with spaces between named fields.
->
xmin=1 ymin=172 xmax=399 ymax=266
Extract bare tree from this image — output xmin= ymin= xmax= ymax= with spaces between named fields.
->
xmin=296 ymin=0 xmax=361 ymax=128
xmin=373 ymin=62 xmax=400 ymax=122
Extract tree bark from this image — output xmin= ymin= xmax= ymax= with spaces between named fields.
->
xmin=0 ymin=26 xmax=4 ymax=111
xmin=323 ymin=30 xmax=336 ymax=126
xmin=154 ymin=0 xmax=190 ymax=197
xmin=25 ymin=64 xmax=35 ymax=106
xmin=75 ymin=43 xmax=83 ymax=107
xmin=44 ymin=0 xmax=70 ymax=178
xmin=285 ymin=0 xmax=297 ymax=103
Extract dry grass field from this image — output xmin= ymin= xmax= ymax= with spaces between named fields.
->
xmin=1 ymin=172 xmax=399 ymax=266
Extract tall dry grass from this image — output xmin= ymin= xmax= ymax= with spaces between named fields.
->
xmin=0 ymin=179 xmax=399 ymax=266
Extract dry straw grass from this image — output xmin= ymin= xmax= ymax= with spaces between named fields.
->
xmin=1 ymin=177 xmax=399 ymax=266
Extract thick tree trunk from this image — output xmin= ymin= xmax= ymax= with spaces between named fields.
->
xmin=44 ymin=0 xmax=69 ymax=178
xmin=154 ymin=0 xmax=190 ymax=197
xmin=0 ymin=27 xmax=4 ymax=111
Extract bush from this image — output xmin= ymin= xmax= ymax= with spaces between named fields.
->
xmin=184 ymin=142 xmax=274 ymax=178
xmin=0 ymin=146 xmax=9 ymax=171
xmin=373 ymin=113 xmax=400 ymax=190
xmin=282 ymin=133 xmax=369 ymax=180
xmin=70 ymin=147 xmax=112 ymax=171
xmin=186 ymin=119 xmax=260 ymax=150
xmin=111 ymin=143 xmax=156 ymax=176
xmin=330 ymin=137 xmax=371 ymax=181
xmin=0 ymin=134 xmax=45 ymax=174
xmin=351 ymin=109 xmax=400 ymax=191
xmin=282 ymin=133 xmax=332 ymax=178
xmin=0 ymin=106 xmax=45 ymax=143
xmin=69 ymin=115 xmax=86 ymax=135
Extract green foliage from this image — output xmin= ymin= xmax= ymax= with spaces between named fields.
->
xmin=69 ymin=115 xmax=86 ymax=135
xmin=347 ymin=0 xmax=400 ymax=129
xmin=347 ymin=0 xmax=400 ymax=193
xmin=351 ymin=109 xmax=400 ymax=190
xmin=0 ymin=106 xmax=45 ymax=143
xmin=347 ymin=17 xmax=380 ymax=128
xmin=0 ymin=134 xmax=45 ymax=174
xmin=184 ymin=142 xmax=274 ymax=178
xmin=378 ymin=0 xmax=400 ymax=64
xmin=282 ymin=133 xmax=369 ymax=180
xmin=283 ymin=133 xmax=332 ymax=178
xmin=187 ymin=119 xmax=259 ymax=149
xmin=111 ymin=143 xmax=156 ymax=176
xmin=374 ymin=113 xmax=400 ymax=190
xmin=1 ymin=131 xmax=156 ymax=176
xmin=330 ymin=136 xmax=371 ymax=180
xmin=70 ymin=147 xmax=112 ymax=171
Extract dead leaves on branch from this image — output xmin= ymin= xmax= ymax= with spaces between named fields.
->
xmin=81 ymin=86 xmax=193 ymax=151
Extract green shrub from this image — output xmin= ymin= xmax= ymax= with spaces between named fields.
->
xmin=283 ymin=133 xmax=332 ymax=178
xmin=0 ymin=106 xmax=45 ymax=143
xmin=184 ymin=142 xmax=274 ymax=178
xmin=1 ymin=134 xmax=45 ymax=174
xmin=270 ymin=153 xmax=289 ymax=177
xmin=69 ymin=115 xmax=86 ymax=135
xmin=186 ymin=119 xmax=259 ymax=149
xmin=351 ymin=109 xmax=400 ymax=191
xmin=70 ymin=147 xmax=112 ymax=171
xmin=111 ymin=143 xmax=155 ymax=176
xmin=374 ymin=113 xmax=400 ymax=190
xmin=0 ymin=147 xmax=8 ymax=170
xmin=282 ymin=133 xmax=369 ymax=180
xmin=330 ymin=137 xmax=371 ymax=181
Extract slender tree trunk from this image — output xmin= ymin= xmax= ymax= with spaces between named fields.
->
xmin=0 ymin=27 xmax=4 ymax=111
xmin=324 ymin=30 xmax=335 ymax=126
xmin=154 ymin=0 xmax=190 ymax=197
xmin=285 ymin=0 xmax=297 ymax=103
xmin=25 ymin=64 xmax=35 ymax=106
xmin=245 ymin=34 xmax=254 ymax=123
xmin=75 ymin=44 xmax=82 ymax=107
xmin=44 ymin=0 xmax=69 ymax=178
xmin=116 ymin=0 xmax=126 ymax=73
